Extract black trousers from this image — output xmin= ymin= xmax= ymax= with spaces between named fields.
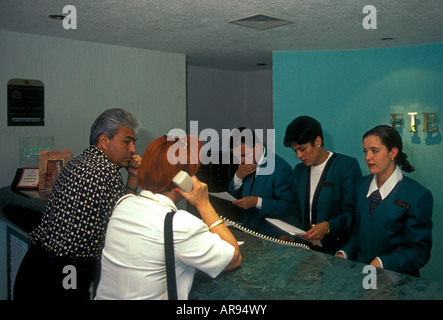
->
xmin=13 ymin=244 xmax=101 ymax=300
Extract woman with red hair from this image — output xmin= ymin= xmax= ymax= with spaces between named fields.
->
xmin=96 ymin=135 xmax=241 ymax=300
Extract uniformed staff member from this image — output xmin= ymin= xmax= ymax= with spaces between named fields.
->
xmin=337 ymin=125 xmax=433 ymax=276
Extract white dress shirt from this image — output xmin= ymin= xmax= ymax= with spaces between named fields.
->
xmin=309 ymin=152 xmax=333 ymax=224
xmin=95 ymin=190 xmax=234 ymax=300
xmin=366 ymin=165 xmax=403 ymax=200
xmin=232 ymin=147 xmax=266 ymax=209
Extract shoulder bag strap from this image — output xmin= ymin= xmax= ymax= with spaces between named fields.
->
xmin=164 ymin=210 xmax=177 ymax=300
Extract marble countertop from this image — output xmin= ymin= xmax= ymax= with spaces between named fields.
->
xmin=2 ymin=186 xmax=442 ymax=300
xmin=189 ymin=228 xmax=443 ymax=300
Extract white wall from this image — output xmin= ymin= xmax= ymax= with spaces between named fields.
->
xmin=187 ymin=66 xmax=273 ymax=143
xmin=0 ymin=30 xmax=187 ymax=187
xmin=244 ymin=69 xmax=274 ymax=131
xmin=0 ymin=29 xmax=187 ymax=299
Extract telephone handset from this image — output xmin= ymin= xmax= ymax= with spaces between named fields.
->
xmin=218 ymin=215 xmax=311 ymax=250
xmin=172 ymin=171 xmax=193 ymax=192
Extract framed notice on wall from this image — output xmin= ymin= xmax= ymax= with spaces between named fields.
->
xmin=7 ymin=79 xmax=45 ymax=126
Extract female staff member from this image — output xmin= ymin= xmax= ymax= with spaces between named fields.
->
xmin=283 ymin=116 xmax=362 ymax=254
xmin=95 ymin=135 xmax=241 ymax=300
xmin=337 ymin=125 xmax=433 ymax=276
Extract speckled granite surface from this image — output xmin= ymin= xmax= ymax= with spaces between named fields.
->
xmin=190 ymin=228 xmax=443 ymax=300
xmin=2 ymin=187 xmax=442 ymax=300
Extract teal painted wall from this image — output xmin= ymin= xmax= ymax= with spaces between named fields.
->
xmin=273 ymin=43 xmax=443 ymax=283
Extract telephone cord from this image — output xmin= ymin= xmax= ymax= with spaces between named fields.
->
xmin=219 ymin=215 xmax=311 ymax=250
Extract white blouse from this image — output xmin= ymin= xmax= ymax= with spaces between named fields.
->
xmin=95 ymin=190 xmax=235 ymax=300
xmin=309 ymin=151 xmax=333 ymax=224
xmin=366 ymin=165 xmax=403 ymax=200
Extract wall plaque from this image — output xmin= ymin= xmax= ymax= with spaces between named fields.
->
xmin=7 ymin=79 xmax=44 ymax=126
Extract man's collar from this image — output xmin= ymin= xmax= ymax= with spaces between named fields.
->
xmin=256 ymin=147 xmax=266 ymax=166
xmin=90 ymin=145 xmax=120 ymax=170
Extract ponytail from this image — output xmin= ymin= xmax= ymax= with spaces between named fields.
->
xmin=396 ymin=152 xmax=415 ymax=173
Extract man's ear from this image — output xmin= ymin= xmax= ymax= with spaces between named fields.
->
xmin=97 ymin=134 xmax=110 ymax=151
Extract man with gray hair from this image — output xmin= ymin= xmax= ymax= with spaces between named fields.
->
xmin=14 ymin=108 xmax=141 ymax=300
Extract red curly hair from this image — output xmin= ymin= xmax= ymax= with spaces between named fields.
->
xmin=137 ymin=135 xmax=201 ymax=193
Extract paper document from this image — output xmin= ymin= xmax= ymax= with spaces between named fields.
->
xmin=265 ymin=218 xmax=306 ymax=236
xmin=266 ymin=218 xmax=322 ymax=247
xmin=209 ymin=191 xmax=237 ymax=202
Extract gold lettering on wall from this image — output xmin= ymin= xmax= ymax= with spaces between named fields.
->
xmin=391 ymin=112 xmax=439 ymax=132
xmin=408 ymin=112 xmax=418 ymax=132
xmin=390 ymin=113 xmax=403 ymax=127
xmin=423 ymin=112 xmax=437 ymax=132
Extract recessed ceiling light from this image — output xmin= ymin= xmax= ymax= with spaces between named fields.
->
xmin=48 ymin=14 xmax=66 ymax=20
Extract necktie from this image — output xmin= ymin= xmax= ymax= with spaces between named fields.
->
xmin=369 ymin=189 xmax=382 ymax=215
xmin=250 ymin=173 xmax=256 ymax=193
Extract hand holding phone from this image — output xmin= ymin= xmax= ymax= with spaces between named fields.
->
xmin=172 ymin=171 xmax=193 ymax=192
xmin=173 ymin=173 xmax=211 ymax=213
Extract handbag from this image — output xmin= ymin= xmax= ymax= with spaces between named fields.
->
xmin=164 ymin=210 xmax=178 ymax=300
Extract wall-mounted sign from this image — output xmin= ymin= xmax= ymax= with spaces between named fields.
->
xmin=7 ymin=79 xmax=44 ymax=126
xmin=390 ymin=112 xmax=438 ymax=132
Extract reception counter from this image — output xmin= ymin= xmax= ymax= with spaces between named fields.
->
xmin=1 ymin=186 xmax=443 ymax=300
xmin=189 ymin=228 xmax=443 ymax=300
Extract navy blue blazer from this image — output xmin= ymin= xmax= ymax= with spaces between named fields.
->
xmin=341 ymin=174 xmax=433 ymax=276
xmin=228 ymin=152 xmax=295 ymax=238
xmin=291 ymin=153 xmax=362 ymax=254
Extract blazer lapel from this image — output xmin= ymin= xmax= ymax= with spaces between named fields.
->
xmin=311 ymin=153 xmax=337 ymax=225
xmin=249 ymin=149 xmax=268 ymax=197
xmin=304 ymin=166 xmax=311 ymax=230
xmin=243 ymin=174 xmax=253 ymax=196
xmin=250 ymin=152 xmax=269 ymax=196
xmin=251 ymin=173 xmax=268 ymax=196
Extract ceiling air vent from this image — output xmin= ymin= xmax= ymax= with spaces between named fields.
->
xmin=228 ymin=13 xmax=293 ymax=30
